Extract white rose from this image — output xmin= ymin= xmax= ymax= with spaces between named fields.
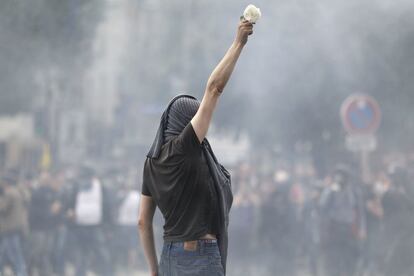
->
xmin=243 ymin=4 xmax=261 ymax=23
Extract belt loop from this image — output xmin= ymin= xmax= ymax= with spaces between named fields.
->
xmin=167 ymin=241 xmax=172 ymax=255
xmin=199 ymin=240 xmax=204 ymax=255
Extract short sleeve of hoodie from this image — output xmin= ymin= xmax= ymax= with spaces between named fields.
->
xmin=141 ymin=164 xmax=152 ymax=196
xmin=141 ymin=180 xmax=151 ymax=196
xmin=174 ymin=122 xmax=202 ymax=155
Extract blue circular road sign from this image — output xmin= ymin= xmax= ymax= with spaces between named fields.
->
xmin=341 ymin=94 xmax=381 ymax=134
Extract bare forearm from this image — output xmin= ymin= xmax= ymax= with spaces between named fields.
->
xmin=191 ymin=43 xmax=243 ymax=142
xmin=191 ymin=21 xmax=253 ymax=142
xmin=139 ymin=224 xmax=158 ymax=274
xmin=207 ymin=42 xmax=244 ymax=94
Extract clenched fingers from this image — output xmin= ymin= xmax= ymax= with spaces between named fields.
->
xmin=239 ymin=21 xmax=254 ymax=35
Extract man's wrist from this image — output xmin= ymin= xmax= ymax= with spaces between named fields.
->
xmin=232 ymin=40 xmax=245 ymax=50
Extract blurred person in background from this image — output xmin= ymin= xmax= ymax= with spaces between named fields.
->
xmin=14 ymin=169 xmax=31 ymax=241
xmin=289 ymin=167 xmax=307 ymax=269
xmin=16 ymin=171 xmax=33 ymax=267
xmin=228 ymin=164 xmax=257 ymax=276
xmin=362 ymin=172 xmax=386 ymax=276
xmin=114 ymin=174 xmax=142 ymax=272
xmin=50 ymin=169 xmax=71 ymax=276
xmin=319 ymin=164 xmax=366 ymax=276
xmin=381 ymin=167 xmax=414 ymax=276
xmin=302 ymin=181 xmax=323 ymax=276
xmin=28 ymin=171 xmax=65 ymax=275
xmin=138 ymin=19 xmax=254 ymax=276
xmin=67 ymin=166 xmax=114 ymax=276
xmin=259 ymin=169 xmax=297 ymax=276
xmin=0 ymin=172 xmax=28 ymax=276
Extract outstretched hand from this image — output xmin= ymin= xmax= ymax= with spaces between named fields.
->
xmin=235 ymin=20 xmax=254 ymax=46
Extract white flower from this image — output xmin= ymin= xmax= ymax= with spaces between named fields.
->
xmin=243 ymin=4 xmax=261 ymax=23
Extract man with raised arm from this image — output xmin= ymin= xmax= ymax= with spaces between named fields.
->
xmin=138 ymin=19 xmax=254 ymax=276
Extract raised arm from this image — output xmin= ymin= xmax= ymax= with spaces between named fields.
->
xmin=191 ymin=20 xmax=254 ymax=143
xmin=138 ymin=195 xmax=158 ymax=276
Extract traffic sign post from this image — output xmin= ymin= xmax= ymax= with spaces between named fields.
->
xmin=345 ymin=134 xmax=377 ymax=152
xmin=341 ymin=94 xmax=381 ymax=183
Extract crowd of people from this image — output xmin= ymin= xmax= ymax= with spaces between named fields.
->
xmin=0 ymin=166 xmax=144 ymax=276
xmin=227 ymin=153 xmax=414 ymax=276
xmin=0 ymin=151 xmax=414 ymax=276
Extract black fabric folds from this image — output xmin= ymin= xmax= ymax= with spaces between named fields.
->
xmin=145 ymin=94 xmax=233 ymax=274
xmin=202 ymin=140 xmax=233 ymax=274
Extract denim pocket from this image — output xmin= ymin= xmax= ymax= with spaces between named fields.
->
xmin=176 ymin=255 xmax=210 ymax=267
xmin=172 ymin=252 xmax=224 ymax=276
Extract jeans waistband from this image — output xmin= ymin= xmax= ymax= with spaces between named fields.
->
xmin=162 ymin=239 xmax=219 ymax=257
xmin=165 ymin=239 xmax=217 ymax=246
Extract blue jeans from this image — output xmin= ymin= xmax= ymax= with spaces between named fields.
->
xmin=73 ymin=226 xmax=113 ymax=276
xmin=0 ymin=232 xmax=28 ymax=276
xmin=159 ymin=240 xmax=224 ymax=276
xmin=51 ymin=226 xmax=68 ymax=275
